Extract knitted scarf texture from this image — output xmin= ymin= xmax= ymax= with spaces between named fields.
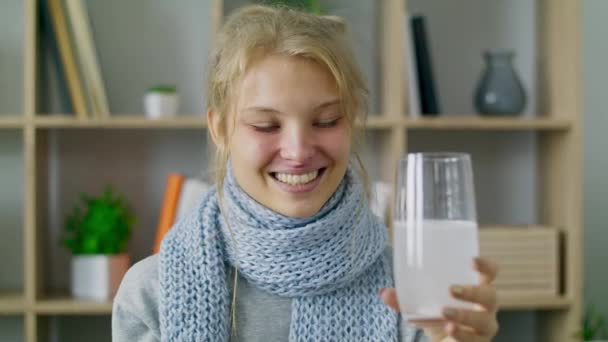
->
xmin=159 ymin=166 xmax=399 ymax=341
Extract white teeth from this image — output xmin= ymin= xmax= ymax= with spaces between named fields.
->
xmin=275 ymin=170 xmax=319 ymax=186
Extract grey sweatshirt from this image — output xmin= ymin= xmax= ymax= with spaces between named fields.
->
xmin=112 ymin=249 xmax=426 ymax=342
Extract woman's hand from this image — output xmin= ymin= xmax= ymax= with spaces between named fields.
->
xmin=380 ymin=257 xmax=499 ymax=341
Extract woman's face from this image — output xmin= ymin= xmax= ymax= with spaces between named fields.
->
xmin=218 ymin=54 xmax=352 ymax=218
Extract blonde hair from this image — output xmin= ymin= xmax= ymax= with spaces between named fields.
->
xmin=205 ymin=4 xmax=371 ymax=338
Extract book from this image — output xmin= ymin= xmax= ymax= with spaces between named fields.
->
xmin=153 ymin=173 xmax=184 ymax=254
xmin=404 ymin=14 xmax=421 ymax=118
xmin=40 ymin=0 xmax=73 ymax=114
xmin=411 ymin=15 xmax=440 ymax=115
xmin=48 ymin=0 xmax=89 ymax=119
xmin=153 ymin=173 xmax=210 ymax=254
xmin=64 ymin=0 xmax=110 ymax=118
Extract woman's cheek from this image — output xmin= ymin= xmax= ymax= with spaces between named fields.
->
xmin=233 ymin=131 xmax=277 ymax=166
xmin=321 ymin=128 xmax=351 ymax=161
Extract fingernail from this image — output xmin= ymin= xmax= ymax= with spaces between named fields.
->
xmin=451 ymin=285 xmax=464 ymax=295
xmin=443 ymin=308 xmax=457 ymax=319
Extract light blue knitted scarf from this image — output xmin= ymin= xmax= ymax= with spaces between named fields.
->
xmin=159 ymin=166 xmax=398 ymax=341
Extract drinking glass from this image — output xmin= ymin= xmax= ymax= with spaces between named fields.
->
xmin=393 ymin=152 xmax=479 ymax=320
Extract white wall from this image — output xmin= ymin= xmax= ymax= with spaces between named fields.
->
xmin=582 ymin=0 xmax=608 ymax=323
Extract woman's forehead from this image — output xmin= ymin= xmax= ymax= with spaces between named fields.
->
xmin=237 ymin=55 xmax=339 ymax=107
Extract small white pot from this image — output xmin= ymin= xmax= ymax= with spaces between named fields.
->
xmin=71 ymin=254 xmax=130 ymax=301
xmin=144 ymin=92 xmax=179 ymax=119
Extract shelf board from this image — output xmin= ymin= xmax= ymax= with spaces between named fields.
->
xmin=0 ymin=291 xmax=26 ymax=314
xmin=362 ymin=116 xmax=404 ymax=129
xmin=406 ymin=116 xmax=572 ymax=131
xmin=0 ymin=116 xmax=26 ymax=128
xmin=35 ymin=295 xmax=112 ymax=315
xmin=29 ymin=293 xmax=571 ymax=314
xmin=32 ymin=114 xmax=404 ymax=130
xmin=34 ymin=114 xmax=207 ymax=129
xmin=499 ymin=295 xmax=571 ymax=310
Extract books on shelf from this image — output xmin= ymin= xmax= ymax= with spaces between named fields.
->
xmin=404 ymin=14 xmax=421 ymax=118
xmin=47 ymin=0 xmax=88 ymax=119
xmin=153 ymin=173 xmax=211 ymax=254
xmin=64 ymin=0 xmax=110 ymax=118
xmin=40 ymin=0 xmax=73 ymax=114
xmin=405 ymin=14 xmax=441 ymax=116
xmin=44 ymin=0 xmax=109 ymax=119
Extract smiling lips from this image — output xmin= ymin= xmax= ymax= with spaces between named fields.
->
xmin=275 ymin=169 xmax=319 ymax=185
xmin=271 ymin=168 xmax=326 ymax=192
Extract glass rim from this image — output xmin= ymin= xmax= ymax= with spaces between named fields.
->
xmin=404 ymin=152 xmax=471 ymax=162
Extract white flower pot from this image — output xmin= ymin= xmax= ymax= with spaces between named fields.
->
xmin=71 ymin=254 xmax=130 ymax=301
xmin=144 ymin=92 xmax=179 ymax=119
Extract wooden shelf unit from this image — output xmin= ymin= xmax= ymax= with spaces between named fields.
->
xmin=0 ymin=0 xmax=581 ymax=341
xmin=0 ymin=116 xmax=26 ymax=129
xmin=0 ymin=292 xmax=26 ymax=315
xmin=0 ymin=293 xmax=573 ymax=316
xmin=32 ymin=115 xmax=208 ymax=129
xmin=498 ymin=296 xmax=573 ymax=311
xmin=19 ymin=114 xmax=573 ymax=131
xmin=34 ymin=296 xmax=112 ymax=315
xmin=31 ymin=113 xmax=398 ymax=129
xmin=406 ymin=116 xmax=572 ymax=131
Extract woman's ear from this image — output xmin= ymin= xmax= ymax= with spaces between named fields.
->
xmin=207 ymin=108 xmax=223 ymax=148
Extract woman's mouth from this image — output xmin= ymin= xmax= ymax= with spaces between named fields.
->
xmin=270 ymin=168 xmax=326 ymax=193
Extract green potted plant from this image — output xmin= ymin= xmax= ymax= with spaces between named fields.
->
xmin=62 ymin=186 xmax=136 ymax=301
xmin=144 ymin=84 xmax=179 ymax=119
xmin=580 ymin=304 xmax=608 ymax=341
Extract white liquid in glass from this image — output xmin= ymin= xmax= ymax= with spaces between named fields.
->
xmin=393 ymin=219 xmax=479 ymax=320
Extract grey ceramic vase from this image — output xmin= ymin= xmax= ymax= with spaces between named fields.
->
xmin=474 ymin=49 xmax=526 ymax=115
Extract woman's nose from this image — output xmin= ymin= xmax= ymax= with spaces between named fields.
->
xmin=279 ymin=126 xmax=315 ymax=162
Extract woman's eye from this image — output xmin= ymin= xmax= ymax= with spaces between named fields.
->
xmin=251 ymin=124 xmax=279 ymax=133
xmin=314 ymin=117 xmax=341 ymax=128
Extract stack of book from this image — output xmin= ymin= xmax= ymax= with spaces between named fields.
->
xmin=41 ymin=0 xmax=109 ymax=119
xmin=404 ymin=14 xmax=441 ymax=117
xmin=153 ymin=173 xmax=211 ymax=254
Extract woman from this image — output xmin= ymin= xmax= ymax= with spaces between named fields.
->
xmin=112 ymin=5 xmax=499 ymax=342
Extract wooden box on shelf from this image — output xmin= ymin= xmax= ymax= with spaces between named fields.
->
xmin=479 ymin=225 xmax=560 ymax=298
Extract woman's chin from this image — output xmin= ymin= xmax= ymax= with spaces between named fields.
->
xmin=272 ymin=200 xmax=324 ymax=218
xmin=264 ymin=169 xmax=329 ymax=216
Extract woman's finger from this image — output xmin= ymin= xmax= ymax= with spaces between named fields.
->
xmin=442 ymin=307 xmax=499 ymax=336
xmin=379 ymin=288 xmax=400 ymax=312
xmin=445 ymin=322 xmax=485 ymax=341
xmin=474 ymin=257 xmax=498 ymax=285
xmin=450 ymin=284 xmax=498 ymax=311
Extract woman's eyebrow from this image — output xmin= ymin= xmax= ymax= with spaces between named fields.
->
xmin=241 ymin=98 xmax=341 ymax=114
xmin=315 ymin=98 xmax=341 ymax=109
xmin=241 ymin=106 xmax=282 ymax=114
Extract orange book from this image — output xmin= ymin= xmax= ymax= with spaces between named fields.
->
xmin=153 ymin=173 xmax=185 ymax=254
